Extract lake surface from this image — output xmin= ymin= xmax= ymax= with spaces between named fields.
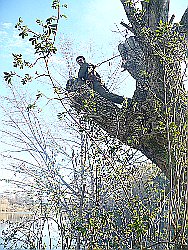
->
xmin=0 ymin=212 xmax=33 ymax=250
xmin=0 ymin=212 xmax=76 ymax=250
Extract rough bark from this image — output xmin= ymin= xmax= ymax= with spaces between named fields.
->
xmin=66 ymin=1 xmax=188 ymax=178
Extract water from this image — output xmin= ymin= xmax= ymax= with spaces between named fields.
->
xmin=0 ymin=212 xmax=72 ymax=250
xmin=0 ymin=212 xmax=33 ymax=250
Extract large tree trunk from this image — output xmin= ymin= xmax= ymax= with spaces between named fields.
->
xmin=66 ymin=0 xmax=188 ymax=178
xmin=66 ymin=79 xmax=170 ymax=177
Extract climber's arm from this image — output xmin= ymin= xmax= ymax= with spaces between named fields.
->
xmin=78 ymin=63 xmax=89 ymax=80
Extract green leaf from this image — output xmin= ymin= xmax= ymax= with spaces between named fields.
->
xmin=27 ymin=104 xmax=36 ymax=111
xmin=18 ymin=17 xmax=23 ymax=23
xmin=60 ymin=14 xmax=67 ymax=19
xmin=3 ymin=71 xmax=16 ymax=85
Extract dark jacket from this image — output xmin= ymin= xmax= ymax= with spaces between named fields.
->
xmin=78 ymin=63 xmax=101 ymax=82
xmin=78 ymin=62 xmax=125 ymax=104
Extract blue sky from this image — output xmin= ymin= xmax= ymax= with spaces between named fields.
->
xmin=0 ymin=0 xmax=129 ymax=97
xmin=0 ymin=0 xmax=187 ymax=191
xmin=0 ymin=0 xmax=187 ymax=94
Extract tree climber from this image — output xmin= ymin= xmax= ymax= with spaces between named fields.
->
xmin=76 ymin=56 xmax=126 ymax=104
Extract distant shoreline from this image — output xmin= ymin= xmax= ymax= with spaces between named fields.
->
xmin=0 ymin=211 xmax=32 ymax=214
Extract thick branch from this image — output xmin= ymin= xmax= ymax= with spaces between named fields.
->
xmin=141 ymin=0 xmax=169 ymax=29
xmin=180 ymin=7 xmax=188 ymax=40
xmin=120 ymin=0 xmax=169 ymax=32
xmin=180 ymin=7 xmax=188 ymax=29
xmin=66 ymin=79 xmax=169 ymax=177
xmin=65 ymin=1 xmax=187 ymax=180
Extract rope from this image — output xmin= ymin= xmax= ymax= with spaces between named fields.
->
xmin=95 ymin=54 xmax=121 ymax=67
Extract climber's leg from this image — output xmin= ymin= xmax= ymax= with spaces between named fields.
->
xmin=92 ymin=81 xmax=124 ymax=104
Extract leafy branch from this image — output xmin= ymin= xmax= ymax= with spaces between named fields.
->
xmin=3 ymin=0 xmax=67 ymax=87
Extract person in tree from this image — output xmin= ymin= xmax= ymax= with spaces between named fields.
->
xmin=76 ymin=56 xmax=126 ymax=104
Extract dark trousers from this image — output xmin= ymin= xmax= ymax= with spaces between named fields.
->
xmin=92 ymin=81 xmax=124 ymax=104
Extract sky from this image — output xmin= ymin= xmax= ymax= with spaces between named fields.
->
xmin=0 ymin=0 xmax=187 ymax=191
xmin=0 ymin=0 xmax=187 ymax=93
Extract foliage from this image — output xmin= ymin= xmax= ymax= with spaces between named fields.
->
xmin=0 ymin=95 xmax=170 ymax=249
xmin=3 ymin=0 xmax=67 ymax=89
xmin=1 ymin=0 xmax=188 ymax=249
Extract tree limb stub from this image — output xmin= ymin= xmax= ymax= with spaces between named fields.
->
xmin=66 ymin=79 xmax=169 ymax=178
